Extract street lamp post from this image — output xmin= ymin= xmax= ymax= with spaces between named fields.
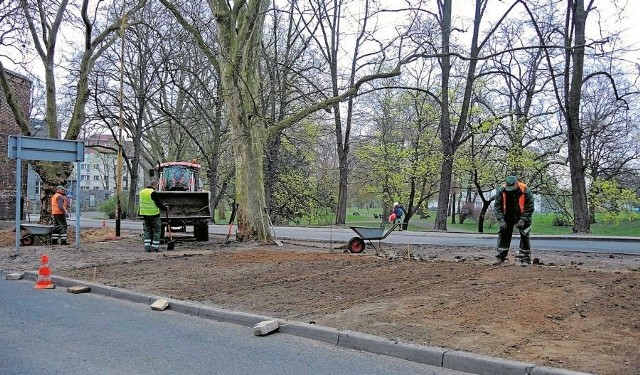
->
xmin=116 ymin=14 xmax=126 ymax=237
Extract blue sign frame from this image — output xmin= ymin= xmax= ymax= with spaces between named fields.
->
xmin=7 ymin=136 xmax=85 ymax=252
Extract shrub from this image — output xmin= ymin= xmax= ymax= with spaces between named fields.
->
xmin=99 ymin=194 xmax=128 ymax=219
xmin=552 ymin=216 xmax=571 ymax=226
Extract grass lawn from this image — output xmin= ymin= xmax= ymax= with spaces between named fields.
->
xmin=208 ymin=207 xmax=639 ymax=238
xmin=342 ymin=209 xmax=640 ymax=237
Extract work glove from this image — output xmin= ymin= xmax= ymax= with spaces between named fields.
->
xmin=499 ymin=219 xmax=507 ymax=231
xmin=516 ymin=218 xmax=526 ymax=229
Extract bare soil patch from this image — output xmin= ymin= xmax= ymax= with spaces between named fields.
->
xmin=1 ymin=227 xmax=638 ymax=375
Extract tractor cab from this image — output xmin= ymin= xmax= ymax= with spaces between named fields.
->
xmin=148 ymin=160 xmax=211 ymax=242
xmin=156 ymin=161 xmax=201 ymax=192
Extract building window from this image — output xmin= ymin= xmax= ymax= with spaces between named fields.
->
xmin=81 ymin=175 xmax=90 ymax=181
xmin=93 ymin=186 xmax=100 ymax=190
xmin=94 ymin=175 xmax=101 ymax=181
xmin=35 ymin=180 xmax=42 ymax=195
xmin=81 ymin=163 xmax=89 ymax=170
xmin=93 ymin=164 xmax=99 ymax=170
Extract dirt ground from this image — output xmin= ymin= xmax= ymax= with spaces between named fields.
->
xmin=1 ymin=227 xmax=639 ymax=375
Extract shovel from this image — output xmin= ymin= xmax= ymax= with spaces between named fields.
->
xmin=165 ymin=209 xmax=176 ymax=250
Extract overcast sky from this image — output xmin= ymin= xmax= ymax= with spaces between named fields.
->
xmin=4 ymin=1 xmax=639 ymax=85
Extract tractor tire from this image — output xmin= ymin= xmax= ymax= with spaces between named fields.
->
xmin=194 ymin=220 xmax=209 ymax=241
xmin=20 ymin=235 xmax=34 ymax=246
xmin=347 ymin=237 xmax=366 ymax=253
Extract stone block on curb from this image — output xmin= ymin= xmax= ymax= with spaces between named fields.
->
xmin=151 ymin=299 xmax=169 ymax=311
xmin=253 ymin=319 xmax=279 ymax=336
xmin=5 ymin=272 xmax=24 ymax=280
xmin=67 ymin=285 xmax=91 ymax=294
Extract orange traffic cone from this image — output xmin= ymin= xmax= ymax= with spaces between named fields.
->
xmin=35 ymin=254 xmax=55 ymax=289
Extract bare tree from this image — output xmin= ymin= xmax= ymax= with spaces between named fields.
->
xmin=0 ymin=0 xmax=148 ymax=222
xmin=581 ymin=72 xmax=640 ymax=222
xmin=160 ymin=0 xmax=403 ymax=241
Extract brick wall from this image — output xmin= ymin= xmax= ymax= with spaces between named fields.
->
xmin=0 ymin=70 xmax=31 ymax=220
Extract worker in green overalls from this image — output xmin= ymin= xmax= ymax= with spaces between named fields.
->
xmin=138 ymin=180 xmax=167 ymax=252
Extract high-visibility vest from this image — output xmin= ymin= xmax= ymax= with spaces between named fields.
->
xmin=139 ymin=188 xmax=160 ymax=216
xmin=503 ymin=181 xmax=527 ymax=214
xmin=51 ymin=192 xmax=67 ymax=215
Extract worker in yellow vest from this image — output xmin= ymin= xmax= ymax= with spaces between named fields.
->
xmin=51 ymin=185 xmax=69 ymax=245
xmin=138 ymin=180 xmax=167 ymax=252
xmin=493 ymin=176 xmax=535 ymax=266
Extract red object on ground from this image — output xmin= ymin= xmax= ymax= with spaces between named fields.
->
xmin=35 ymin=254 xmax=55 ymax=289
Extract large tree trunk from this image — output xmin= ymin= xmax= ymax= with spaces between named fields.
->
xmin=335 ymin=116 xmax=348 ymax=225
xmin=433 ymin=0 xmax=484 ymax=230
xmin=213 ymin=0 xmax=271 ymax=241
xmin=233 ymin=119 xmax=269 ymax=241
xmin=565 ymin=0 xmax=590 ymax=233
xmin=433 ymin=0 xmax=453 ymax=230
xmin=32 ymin=162 xmax=73 ymax=224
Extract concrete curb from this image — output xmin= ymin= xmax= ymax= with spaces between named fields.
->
xmin=5 ymin=270 xmax=593 ymax=375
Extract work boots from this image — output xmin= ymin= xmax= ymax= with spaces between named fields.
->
xmin=492 ymin=249 xmax=509 ymax=265
xmin=516 ymin=250 xmax=531 ymax=266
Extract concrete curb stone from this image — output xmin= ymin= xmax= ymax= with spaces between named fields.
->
xmin=337 ymin=330 xmax=446 ymax=367
xmin=531 ymin=366 xmax=593 ymax=375
xmin=162 ymin=298 xmax=200 ymax=316
xmin=198 ymin=305 xmax=272 ymax=327
xmin=278 ymin=322 xmax=340 ymax=345
xmin=443 ymin=349 xmax=535 ymax=374
xmin=0 ymin=269 xmax=594 ymax=375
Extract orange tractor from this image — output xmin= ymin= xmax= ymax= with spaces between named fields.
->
xmin=150 ymin=161 xmax=211 ymax=241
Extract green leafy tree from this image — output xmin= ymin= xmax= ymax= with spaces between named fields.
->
xmin=589 ymin=178 xmax=639 ymax=225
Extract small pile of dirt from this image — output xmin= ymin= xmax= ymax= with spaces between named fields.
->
xmin=0 ymin=228 xmax=18 ymax=247
xmin=0 ymin=226 xmax=135 ymax=247
xmin=70 ymin=227 xmax=136 ymax=243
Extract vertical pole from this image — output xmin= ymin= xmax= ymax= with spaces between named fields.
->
xmin=116 ymin=14 xmax=126 ymax=237
xmin=75 ymin=159 xmax=81 ymax=250
xmin=14 ymin=137 xmax=22 ymax=255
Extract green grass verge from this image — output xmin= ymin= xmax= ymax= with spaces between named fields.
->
xmin=343 ymin=209 xmax=640 ymax=237
xmin=210 ymin=208 xmax=640 ymax=238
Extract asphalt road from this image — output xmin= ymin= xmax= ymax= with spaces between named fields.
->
xmin=0 ymin=277 xmax=473 ymax=375
xmin=10 ymin=216 xmax=640 ymax=255
xmin=260 ymin=226 xmax=640 ymax=255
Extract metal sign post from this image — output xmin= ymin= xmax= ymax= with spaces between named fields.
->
xmin=8 ymin=135 xmax=85 ymax=253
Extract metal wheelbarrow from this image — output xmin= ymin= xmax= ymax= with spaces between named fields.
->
xmin=19 ymin=224 xmax=56 ymax=246
xmin=347 ymin=223 xmax=398 ymax=254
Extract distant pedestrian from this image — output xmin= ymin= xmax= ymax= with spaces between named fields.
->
xmin=392 ymin=202 xmax=405 ymax=231
xmin=493 ymin=176 xmax=535 ymax=265
xmin=51 ymin=185 xmax=69 ymax=245
xmin=138 ymin=180 xmax=167 ymax=252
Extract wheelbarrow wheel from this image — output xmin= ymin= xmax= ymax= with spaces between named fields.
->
xmin=347 ymin=237 xmax=366 ymax=253
xmin=20 ymin=235 xmax=34 ymax=246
